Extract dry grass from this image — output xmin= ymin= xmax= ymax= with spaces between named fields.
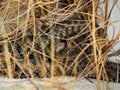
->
xmin=0 ymin=0 xmax=120 ymax=90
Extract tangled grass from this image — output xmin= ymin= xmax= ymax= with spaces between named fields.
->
xmin=0 ymin=0 xmax=120 ymax=90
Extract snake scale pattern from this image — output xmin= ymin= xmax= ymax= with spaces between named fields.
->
xmin=0 ymin=0 xmax=119 ymax=82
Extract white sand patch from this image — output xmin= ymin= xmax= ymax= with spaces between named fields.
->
xmin=0 ymin=77 xmax=119 ymax=90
